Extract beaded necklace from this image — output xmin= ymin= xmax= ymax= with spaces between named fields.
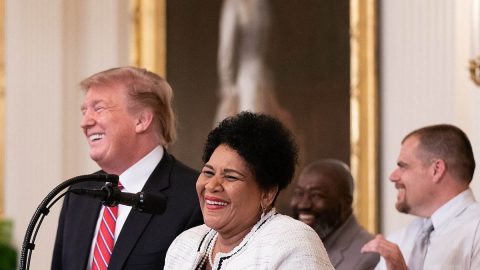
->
xmin=196 ymin=232 xmax=218 ymax=270
xmin=208 ymin=233 xmax=219 ymax=266
xmin=196 ymin=210 xmax=276 ymax=269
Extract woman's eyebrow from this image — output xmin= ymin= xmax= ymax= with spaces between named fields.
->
xmin=223 ymin=168 xmax=246 ymax=177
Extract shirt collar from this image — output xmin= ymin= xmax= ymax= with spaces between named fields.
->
xmin=431 ymin=188 xmax=476 ymax=230
xmin=119 ymin=146 xmax=164 ymax=193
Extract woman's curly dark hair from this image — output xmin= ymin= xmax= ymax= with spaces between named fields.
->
xmin=202 ymin=111 xmax=298 ymax=192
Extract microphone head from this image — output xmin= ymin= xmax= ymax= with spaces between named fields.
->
xmin=100 ymin=183 xmax=122 ymax=207
xmin=137 ymin=192 xmax=168 ymax=215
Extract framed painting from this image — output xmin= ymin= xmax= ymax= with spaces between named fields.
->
xmin=130 ymin=0 xmax=378 ymax=232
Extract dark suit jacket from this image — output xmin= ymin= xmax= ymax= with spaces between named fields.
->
xmin=323 ymin=215 xmax=380 ymax=270
xmin=51 ymin=153 xmax=203 ymax=270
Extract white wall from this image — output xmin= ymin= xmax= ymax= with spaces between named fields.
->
xmin=5 ymin=1 xmax=129 ymax=268
xmin=380 ymin=0 xmax=480 ymax=233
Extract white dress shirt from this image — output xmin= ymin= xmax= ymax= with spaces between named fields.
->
xmin=375 ymin=189 xmax=480 ymax=270
xmin=87 ymin=146 xmax=164 ymax=269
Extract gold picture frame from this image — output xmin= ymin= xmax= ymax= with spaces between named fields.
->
xmin=130 ymin=0 xmax=378 ymax=232
xmin=349 ymin=0 xmax=378 ymax=233
xmin=0 ymin=0 xmax=5 ymax=218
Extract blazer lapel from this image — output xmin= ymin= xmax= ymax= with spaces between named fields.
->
xmin=327 ymin=247 xmax=344 ymax=267
xmin=77 ymin=200 xmax=102 ymax=269
xmin=107 ymin=153 xmax=174 ymax=270
xmin=324 ymin=215 xmax=359 ymax=268
xmin=70 ymin=181 xmax=104 ymax=269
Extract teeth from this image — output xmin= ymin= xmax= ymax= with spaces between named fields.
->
xmin=89 ymin=134 xmax=104 ymax=141
xmin=206 ymin=199 xmax=228 ymax=206
xmin=299 ymin=214 xmax=315 ymax=220
xmin=298 ymin=214 xmax=316 ymax=225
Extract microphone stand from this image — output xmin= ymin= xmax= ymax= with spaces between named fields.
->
xmin=19 ymin=174 xmax=118 ymax=270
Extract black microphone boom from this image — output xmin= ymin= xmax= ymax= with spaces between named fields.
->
xmin=71 ymin=185 xmax=167 ymax=215
xmin=20 ymin=173 xmax=119 ymax=270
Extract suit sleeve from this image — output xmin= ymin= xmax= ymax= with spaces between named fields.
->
xmin=185 ymin=203 xmax=203 ymax=230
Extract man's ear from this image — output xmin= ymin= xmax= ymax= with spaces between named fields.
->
xmin=345 ymin=194 xmax=353 ymax=206
xmin=135 ymin=109 xmax=154 ymax=133
xmin=431 ymin=158 xmax=447 ymax=183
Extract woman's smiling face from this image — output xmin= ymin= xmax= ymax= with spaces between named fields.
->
xmin=196 ymin=144 xmax=264 ymax=237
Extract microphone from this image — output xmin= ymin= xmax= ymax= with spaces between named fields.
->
xmin=70 ymin=184 xmax=167 ymax=215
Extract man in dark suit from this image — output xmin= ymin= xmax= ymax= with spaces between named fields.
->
xmin=52 ymin=67 xmax=203 ymax=270
xmin=290 ymin=159 xmax=379 ymax=270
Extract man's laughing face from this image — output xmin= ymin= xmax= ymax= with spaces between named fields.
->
xmin=290 ymin=171 xmax=344 ymax=240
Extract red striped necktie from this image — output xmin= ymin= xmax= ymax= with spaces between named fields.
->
xmin=92 ymin=183 xmax=123 ymax=270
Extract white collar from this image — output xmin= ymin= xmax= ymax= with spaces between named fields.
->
xmin=431 ymin=188 xmax=476 ymax=231
xmin=119 ymin=146 xmax=164 ymax=193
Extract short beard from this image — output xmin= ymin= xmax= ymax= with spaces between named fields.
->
xmin=312 ymin=207 xmax=342 ymax=241
xmin=395 ymin=200 xmax=411 ymax=214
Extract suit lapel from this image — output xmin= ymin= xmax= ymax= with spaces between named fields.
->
xmin=327 ymin=246 xmax=344 ymax=267
xmin=107 ymin=153 xmax=174 ymax=270
xmin=77 ymin=199 xmax=102 ymax=269
xmin=69 ymin=181 xmax=104 ymax=269
xmin=324 ymin=215 xmax=359 ymax=268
